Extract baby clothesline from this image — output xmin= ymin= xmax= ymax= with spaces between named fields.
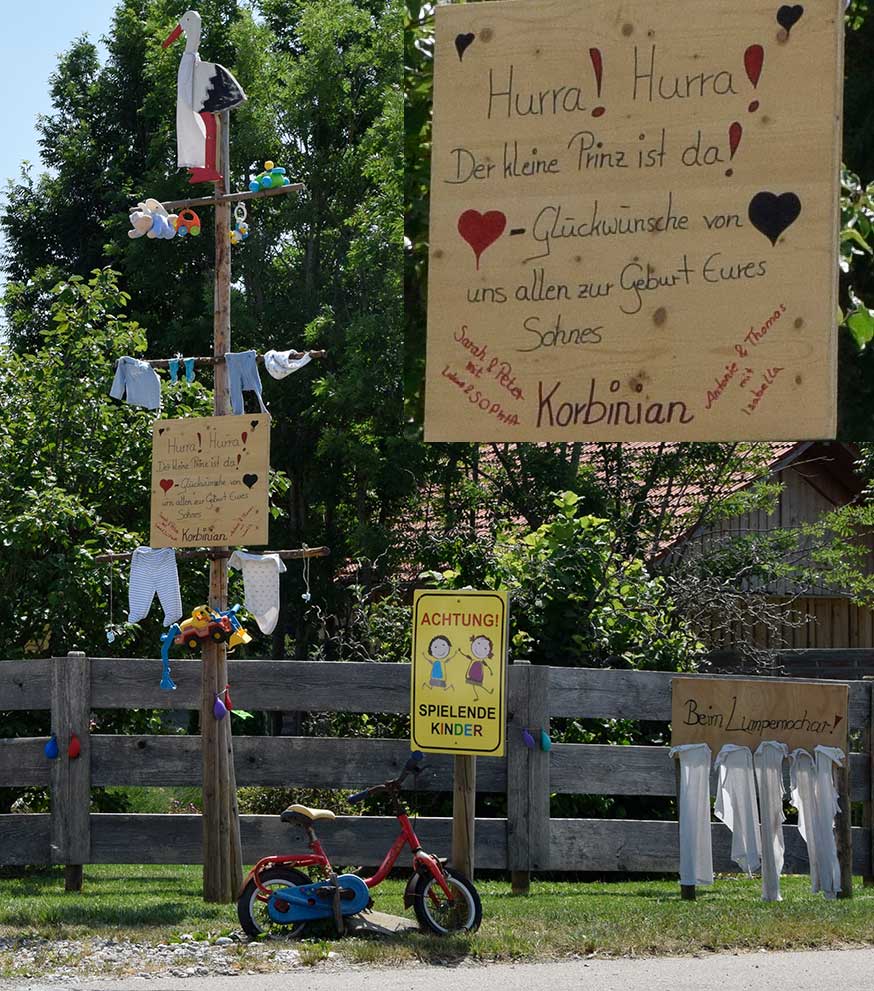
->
xmin=94 ymin=546 xmax=330 ymax=563
xmin=145 ymin=349 xmax=326 ymax=368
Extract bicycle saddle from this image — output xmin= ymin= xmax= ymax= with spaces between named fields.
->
xmin=280 ymin=803 xmax=336 ymax=824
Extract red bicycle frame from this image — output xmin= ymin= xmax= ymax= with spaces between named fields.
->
xmin=247 ymin=812 xmax=453 ymax=902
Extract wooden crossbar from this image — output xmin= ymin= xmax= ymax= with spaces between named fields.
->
xmin=156 ymin=182 xmax=305 ymax=212
xmin=144 ymin=350 xmax=326 ymax=369
xmin=93 ymin=546 xmax=330 ymax=564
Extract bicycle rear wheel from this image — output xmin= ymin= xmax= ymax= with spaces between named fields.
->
xmin=237 ymin=865 xmax=312 ymax=939
xmin=412 ymin=867 xmax=482 ymax=935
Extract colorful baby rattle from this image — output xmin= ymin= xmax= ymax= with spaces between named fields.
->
xmin=175 ymin=209 xmax=202 ymax=237
xmin=229 ymin=203 xmax=249 ymax=246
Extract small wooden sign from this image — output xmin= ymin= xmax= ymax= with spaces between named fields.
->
xmin=150 ymin=415 xmax=270 ymax=548
xmin=411 ymin=589 xmax=509 ymax=756
xmin=671 ymin=676 xmax=848 ymax=752
xmin=425 ymin=0 xmax=842 ymax=441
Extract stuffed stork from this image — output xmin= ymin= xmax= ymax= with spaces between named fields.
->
xmin=163 ymin=10 xmax=247 ymax=184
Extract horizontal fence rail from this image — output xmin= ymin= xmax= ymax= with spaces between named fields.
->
xmin=1 ymin=654 xmax=872 ymax=887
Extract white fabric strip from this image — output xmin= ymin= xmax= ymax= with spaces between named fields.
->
xmin=714 ymin=744 xmax=761 ymax=876
xmin=669 ymin=743 xmax=714 ymax=887
xmin=754 ymin=741 xmax=789 ymax=901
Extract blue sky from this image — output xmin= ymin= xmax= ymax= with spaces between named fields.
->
xmin=0 ymin=1 xmax=119 ymax=190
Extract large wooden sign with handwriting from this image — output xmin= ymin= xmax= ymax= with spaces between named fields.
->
xmin=671 ymin=676 xmax=848 ymax=752
xmin=425 ymin=0 xmax=842 ymax=441
xmin=150 ymin=415 xmax=270 ymax=548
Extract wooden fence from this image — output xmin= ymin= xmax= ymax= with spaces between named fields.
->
xmin=1 ymin=655 xmax=873 ymax=885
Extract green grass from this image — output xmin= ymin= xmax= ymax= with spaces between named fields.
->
xmin=2 ymin=865 xmax=874 ymax=977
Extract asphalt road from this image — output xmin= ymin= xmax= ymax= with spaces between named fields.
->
xmin=9 ymin=948 xmax=873 ymax=991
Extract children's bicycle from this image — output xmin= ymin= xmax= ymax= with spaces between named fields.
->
xmin=237 ymin=752 xmax=482 ymax=937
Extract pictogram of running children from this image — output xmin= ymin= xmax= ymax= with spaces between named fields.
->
xmin=422 ymin=633 xmax=496 ymax=699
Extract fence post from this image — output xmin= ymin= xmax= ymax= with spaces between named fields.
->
xmin=451 ymin=756 xmax=476 ymax=879
xmin=527 ymin=664 xmax=551 ymax=873
xmin=50 ymin=652 xmax=91 ymax=891
xmin=836 ymin=756 xmax=853 ymax=899
xmin=864 ymin=679 xmax=874 ymax=888
xmin=507 ymin=661 xmax=530 ymax=893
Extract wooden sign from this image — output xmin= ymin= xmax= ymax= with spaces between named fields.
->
xmin=150 ymin=415 xmax=270 ymax=548
xmin=671 ymin=676 xmax=848 ymax=752
xmin=411 ymin=589 xmax=508 ymax=756
xmin=425 ymin=0 xmax=842 ymax=441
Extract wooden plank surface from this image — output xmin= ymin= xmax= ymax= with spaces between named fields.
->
xmin=671 ymin=676 xmax=848 ymax=751
xmin=88 ymin=814 xmax=508 ymax=870
xmin=88 ymin=659 xmax=411 ymax=712
xmin=50 ymin=654 xmax=91 ymax=865
xmin=425 ymin=0 xmax=842 ymax=442
xmin=548 ymin=667 xmax=870 ymax=729
xmin=0 ymin=659 xmax=52 ymax=710
xmin=0 ymin=738 xmax=51 ymax=786
xmin=548 ymin=819 xmax=871 ymax=875
xmin=0 ymin=814 xmax=51 ymax=865
xmin=549 ymin=743 xmax=871 ymax=802
xmin=88 ymin=736 xmax=507 ymax=791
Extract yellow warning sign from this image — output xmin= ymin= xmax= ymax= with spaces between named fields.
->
xmin=410 ymin=589 xmax=508 ymax=757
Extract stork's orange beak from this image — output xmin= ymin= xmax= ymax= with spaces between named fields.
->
xmin=162 ymin=24 xmax=183 ymax=48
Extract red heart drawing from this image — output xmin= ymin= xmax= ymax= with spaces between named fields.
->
xmin=457 ymin=209 xmax=507 ymax=269
xmin=159 ymin=479 xmax=174 ymax=493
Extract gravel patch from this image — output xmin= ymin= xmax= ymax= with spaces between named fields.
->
xmin=0 ymin=934 xmax=337 ymax=983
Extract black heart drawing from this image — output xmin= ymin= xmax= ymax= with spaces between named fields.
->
xmin=242 ymin=473 xmax=258 ymax=489
xmin=158 ymin=428 xmax=165 ymax=435
xmin=776 ymin=4 xmax=804 ymax=33
xmin=455 ymin=32 xmax=475 ymax=61
xmin=748 ymin=191 xmax=802 ymax=245
xmin=250 ymin=419 xmax=259 ymax=430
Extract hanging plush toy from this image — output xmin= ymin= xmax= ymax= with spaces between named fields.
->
xmin=229 ymin=203 xmax=249 ymax=245
xmin=128 ymin=199 xmax=179 ymax=240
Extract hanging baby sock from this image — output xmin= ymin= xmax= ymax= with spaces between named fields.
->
xmin=225 ymin=350 xmax=269 ymax=415
xmin=168 ymin=358 xmax=180 ymax=384
xmin=44 ymin=734 xmax=59 ymax=759
xmin=754 ymin=741 xmax=789 ymax=901
xmin=110 ymin=356 xmax=162 ymax=411
xmin=213 ymin=694 xmax=228 ymax=720
xmin=263 ymin=349 xmax=312 ymax=380
xmin=714 ymin=744 xmax=761 ymax=876
xmin=128 ymin=547 xmax=183 ymax=627
xmin=228 ymin=550 xmax=286 ymax=634
xmin=184 ymin=357 xmax=195 ymax=383
xmin=790 ymin=746 xmax=844 ymax=898
xmin=522 ymin=727 xmax=536 ymax=750
xmin=68 ymin=734 xmax=81 ymax=759
xmin=669 ymin=743 xmax=714 ymax=886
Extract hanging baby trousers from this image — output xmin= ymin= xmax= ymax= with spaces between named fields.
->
xmin=754 ymin=741 xmax=789 ymax=901
xmin=669 ymin=743 xmax=714 ymax=886
xmin=790 ymin=746 xmax=844 ymax=898
xmin=714 ymin=744 xmax=761 ymax=876
xmin=225 ymin=350 xmax=269 ymax=415
xmin=228 ymin=551 xmax=286 ymax=634
xmin=127 ymin=547 xmax=183 ymax=627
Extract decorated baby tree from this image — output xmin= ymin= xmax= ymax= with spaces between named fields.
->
xmin=99 ymin=11 xmax=330 ymax=903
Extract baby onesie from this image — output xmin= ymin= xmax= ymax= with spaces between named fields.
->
xmin=127 ymin=547 xmax=182 ymax=626
xmin=228 ymin=551 xmax=286 ymax=634
xmin=110 ymin=356 xmax=162 ymax=410
xmin=263 ymin=349 xmax=312 ymax=380
xmin=224 ymin=351 xmax=269 ymax=415
xmin=669 ymin=743 xmax=714 ymax=886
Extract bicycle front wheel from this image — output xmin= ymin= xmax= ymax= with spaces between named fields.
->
xmin=237 ymin=865 xmax=312 ymax=939
xmin=412 ymin=867 xmax=482 ymax=935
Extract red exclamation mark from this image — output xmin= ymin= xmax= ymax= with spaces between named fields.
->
xmin=743 ymin=45 xmax=763 ymax=112
xmin=726 ymin=121 xmax=742 ymax=176
xmin=589 ymin=48 xmax=605 ymax=117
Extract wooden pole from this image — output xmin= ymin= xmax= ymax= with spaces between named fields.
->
xmin=201 ymin=111 xmax=242 ymax=902
xmin=865 ymin=678 xmax=874 ymax=888
xmin=451 ymin=755 xmax=476 ymax=879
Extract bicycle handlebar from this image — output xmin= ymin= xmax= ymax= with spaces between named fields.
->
xmin=347 ymin=752 xmax=426 ymax=805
